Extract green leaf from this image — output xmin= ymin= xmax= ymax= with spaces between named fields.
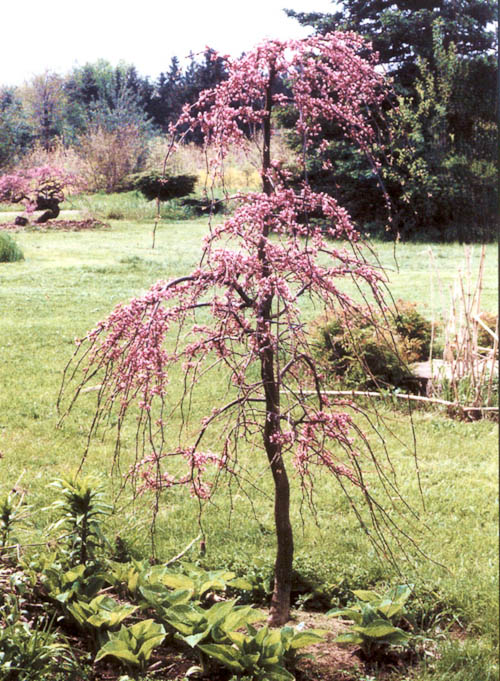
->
xmin=198 ymin=644 xmax=244 ymax=671
xmin=353 ymin=620 xmax=401 ymax=638
xmin=334 ymin=632 xmax=364 ymax=645
xmin=383 ymin=629 xmax=411 ymax=645
xmin=288 ymin=630 xmax=326 ymax=649
xmin=139 ymin=584 xmax=192 ymax=608
xmin=95 ymin=639 xmax=140 ymax=665
xmin=261 ymin=663 xmax=295 ymax=681
xmin=327 ymin=607 xmax=363 ymax=624
xmin=137 ymin=633 xmax=167 ymax=661
xmin=159 ymin=573 xmax=195 ymax=591
xmin=63 ymin=564 xmax=86 ymax=584
xmin=181 ymin=631 xmax=210 ymax=648
xmin=352 ymin=589 xmax=380 ymax=602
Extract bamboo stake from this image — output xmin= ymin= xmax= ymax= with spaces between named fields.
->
xmin=281 ymin=390 xmax=498 ymax=413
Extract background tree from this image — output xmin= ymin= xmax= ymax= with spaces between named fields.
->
xmin=20 ymin=72 xmax=67 ymax=151
xmin=382 ymin=20 xmax=497 ymax=240
xmin=286 ymin=0 xmax=498 ymax=240
xmin=0 ymin=88 xmax=33 ymax=170
xmin=145 ymin=50 xmax=229 ymax=139
xmin=76 ymin=77 xmax=154 ymax=193
xmin=287 ymin=0 xmax=497 ymax=83
xmin=60 ymin=34 xmax=419 ymax=626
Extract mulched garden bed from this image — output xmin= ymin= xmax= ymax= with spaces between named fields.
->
xmin=0 ymin=218 xmax=109 ymax=232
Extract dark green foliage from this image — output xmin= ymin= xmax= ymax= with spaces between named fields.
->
xmin=0 ymin=234 xmax=24 ymax=263
xmin=311 ymin=301 xmax=432 ymax=391
xmin=64 ymin=61 xmax=155 ymax=142
xmin=180 ymin=197 xmax=225 ymax=216
xmin=63 ymin=52 xmax=228 ymax=140
xmin=382 ymin=27 xmax=497 ymax=241
xmin=148 ymin=50 xmax=228 ymax=140
xmin=0 ymin=89 xmax=33 ymax=171
xmin=133 ymin=171 xmax=196 ymax=202
xmin=287 ymin=2 xmax=498 ymax=241
xmin=287 ymin=1 xmax=497 ymax=77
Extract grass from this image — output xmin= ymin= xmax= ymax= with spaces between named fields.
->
xmin=0 ymin=206 xmax=497 ymax=679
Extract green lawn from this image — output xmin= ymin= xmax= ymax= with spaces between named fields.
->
xmin=0 ymin=215 xmax=497 ymax=680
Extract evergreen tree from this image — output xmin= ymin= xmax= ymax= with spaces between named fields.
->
xmin=287 ymin=0 xmax=497 ymax=85
xmin=286 ymin=1 xmax=497 ymax=240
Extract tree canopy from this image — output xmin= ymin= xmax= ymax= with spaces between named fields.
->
xmin=60 ymin=32 xmax=420 ymax=626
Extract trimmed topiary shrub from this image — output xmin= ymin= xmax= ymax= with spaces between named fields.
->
xmin=132 ymin=171 xmax=197 ymax=202
xmin=0 ymin=233 xmax=24 ymax=262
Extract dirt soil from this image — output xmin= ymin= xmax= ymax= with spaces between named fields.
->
xmin=0 ymin=218 xmax=109 ymax=232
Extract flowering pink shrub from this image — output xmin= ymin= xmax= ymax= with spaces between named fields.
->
xmin=60 ymin=34 xmax=412 ymax=624
xmin=0 ymin=165 xmax=84 ymax=219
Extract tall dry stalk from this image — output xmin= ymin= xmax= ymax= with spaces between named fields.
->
xmin=432 ymin=245 xmax=497 ymax=407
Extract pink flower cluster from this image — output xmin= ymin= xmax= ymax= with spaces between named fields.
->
xmin=174 ymin=32 xmax=384 ymax=160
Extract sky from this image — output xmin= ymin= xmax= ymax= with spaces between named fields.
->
xmin=1 ymin=0 xmax=336 ymax=86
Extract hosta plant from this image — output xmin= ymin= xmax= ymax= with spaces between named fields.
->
xmin=40 ymin=560 xmax=105 ymax=604
xmin=66 ymin=594 xmax=138 ymax=648
xmin=143 ymin=562 xmax=236 ymax=602
xmin=199 ymin=623 xmax=325 ymax=680
xmin=95 ymin=619 xmax=166 ymax=672
xmin=162 ymin=598 xmax=264 ymax=649
xmin=328 ymin=584 xmax=413 ymax=657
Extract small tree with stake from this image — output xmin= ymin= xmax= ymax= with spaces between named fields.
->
xmin=60 ymin=33 xmax=420 ymax=625
xmin=132 ymin=171 xmax=197 ymax=247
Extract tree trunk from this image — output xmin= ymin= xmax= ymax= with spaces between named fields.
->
xmin=258 ymin=306 xmax=294 ymax=626
xmin=259 ymin=62 xmax=294 ymax=626
xmin=35 ymin=196 xmax=60 ymax=223
xmin=266 ymin=415 xmax=294 ymax=626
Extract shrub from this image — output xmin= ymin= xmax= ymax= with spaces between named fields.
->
xmin=78 ymin=124 xmax=146 ymax=193
xmin=132 ymin=171 xmax=197 ymax=202
xmin=392 ymin=299 xmax=434 ymax=362
xmin=0 ymin=233 xmax=24 ymax=263
xmin=477 ymin=312 xmax=498 ymax=349
xmin=312 ymin=302 xmax=432 ymax=391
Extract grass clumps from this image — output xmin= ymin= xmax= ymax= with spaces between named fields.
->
xmin=0 ymin=233 xmax=24 ymax=263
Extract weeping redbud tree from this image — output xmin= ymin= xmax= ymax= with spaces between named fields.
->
xmin=60 ymin=33 xmax=417 ymax=625
xmin=0 ymin=165 xmax=84 ymax=223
